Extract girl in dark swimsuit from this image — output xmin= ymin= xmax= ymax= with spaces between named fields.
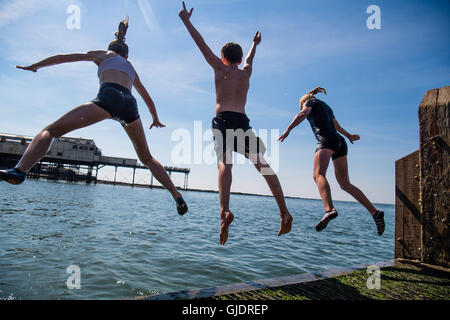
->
xmin=0 ymin=18 xmax=188 ymax=215
xmin=279 ymin=87 xmax=385 ymax=235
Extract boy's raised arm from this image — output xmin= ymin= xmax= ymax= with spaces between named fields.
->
xmin=179 ymin=1 xmax=222 ymax=69
xmin=243 ymin=32 xmax=261 ymax=73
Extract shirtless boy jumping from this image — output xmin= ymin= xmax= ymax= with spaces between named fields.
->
xmin=179 ymin=2 xmax=292 ymax=245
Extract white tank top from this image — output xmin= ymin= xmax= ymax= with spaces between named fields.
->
xmin=98 ymin=54 xmax=136 ymax=82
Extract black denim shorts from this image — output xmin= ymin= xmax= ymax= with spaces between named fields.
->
xmin=92 ymin=83 xmax=140 ymax=125
xmin=212 ymin=111 xmax=266 ymax=160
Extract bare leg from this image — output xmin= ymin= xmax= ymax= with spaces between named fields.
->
xmin=333 ymin=156 xmax=378 ymax=216
xmin=248 ymin=153 xmax=293 ymax=237
xmin=218 ymin=150 xmax=234 ymax=245
xmin=16 ymin=103 xmax=111 ymax=173
xmin=123 ymin=119 xmax=181 ymax=200
xmin=313 ymin=149 xmax=335 ymax=212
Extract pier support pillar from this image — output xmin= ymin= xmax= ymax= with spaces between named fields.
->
xmin=418 ymin=86 xmax=449 ymax=268
xmin=184 ymin=173 xmax=189 ymax=190
xmin=395 ymin=151 xmax=421 ymax=260
xmin=95 ymin=165 xmax=99 ymax=185
xmin=87 ymin=166 xmax=93 ymax=185
xmin=36 ymin=162 xmax=41 ymax=180
xmin=395 ymin=86 xmax=449 ymax=268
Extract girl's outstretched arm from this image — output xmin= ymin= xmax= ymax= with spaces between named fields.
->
xmin=16 ymin=51 xmax=105 ymax=72
xmin=278 ymin=106 xmax=312 ymax=142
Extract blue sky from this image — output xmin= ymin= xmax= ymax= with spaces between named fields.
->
xmin=0 ymin=0 xmax=448 ymax=204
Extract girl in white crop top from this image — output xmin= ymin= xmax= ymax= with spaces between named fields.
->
xmin=9 ymin=17 xmax=188 ymax=215
xmin=97 ymin=54 xmax=136 ymax=83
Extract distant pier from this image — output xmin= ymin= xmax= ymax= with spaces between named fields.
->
xmin=0 ymin=134 xmax=190 ymax=189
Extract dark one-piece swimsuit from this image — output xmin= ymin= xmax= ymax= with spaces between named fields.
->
xmin=305 ymin=97 xmax=348 ymax=160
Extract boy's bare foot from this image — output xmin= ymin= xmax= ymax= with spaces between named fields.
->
xmin=278 ymin=212 xmax=293 ymax=236
xmin=220 ymin=211 xmax=234 ymax=245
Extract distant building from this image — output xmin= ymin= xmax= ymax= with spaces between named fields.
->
xmin=1 ymin=133 xmax=100 ymax=163
xmin=0 ymin=133 xmax=189 ymax=188
xmin=0 ymin=133 xmax=137 ymax=166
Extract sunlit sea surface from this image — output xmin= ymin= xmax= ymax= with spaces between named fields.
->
xmin=0 ymin=180 xmax=394 ymax=300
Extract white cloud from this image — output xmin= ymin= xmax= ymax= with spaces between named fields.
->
xmin=0 ymin=0 xmax=74 ymax=26
xmin=137 ymin=0 xmax=162 ymax=34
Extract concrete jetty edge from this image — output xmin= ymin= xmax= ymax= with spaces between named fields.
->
xmin=137 ymin=260 xmax=396 ymax=300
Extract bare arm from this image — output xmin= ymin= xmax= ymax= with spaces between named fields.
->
xmin=278 ymin=105 xmax=312 ymax=142
xmin=178 ymin=1 xmax=222 ymax=69
xmin=16 ymin=51 xmax=104 ymax=72
xmin=134 ymin=72 xmax=165 ymax=129
xmin=243 ymin=32 xmax=262 ymax=74
xmin=333 ymin=118 xmax=360 ymax=144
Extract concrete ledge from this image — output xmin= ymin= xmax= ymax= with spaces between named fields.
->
xmin=140 ymin=260 xmax=396 ymax=300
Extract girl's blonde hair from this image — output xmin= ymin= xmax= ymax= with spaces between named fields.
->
xmin=300 ymin=87 xmax=327 ymax=108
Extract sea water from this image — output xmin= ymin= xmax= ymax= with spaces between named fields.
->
xmin=0 ymin=180 xmax=394 ymax=300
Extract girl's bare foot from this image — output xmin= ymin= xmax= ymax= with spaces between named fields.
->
xmin=220 ymin=211 xmax=234 ymax=245
xmin=278 ymin=212 xmax=293 ymax=236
